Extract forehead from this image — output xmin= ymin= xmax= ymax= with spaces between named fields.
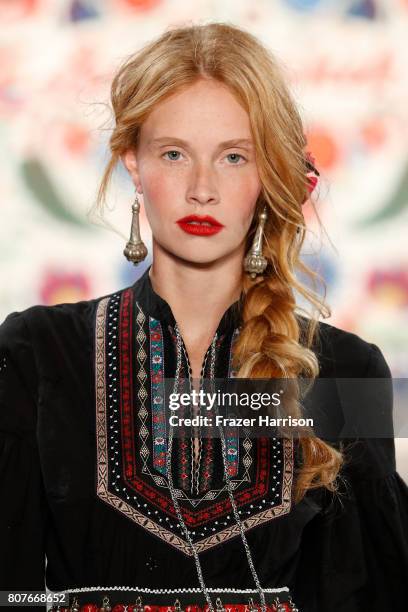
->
xmin=139 ymin=79 xmax=252 ymax=143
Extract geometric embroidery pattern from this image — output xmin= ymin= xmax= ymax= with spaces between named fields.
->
xmin=95 ymin=289 xmax=295 ymax=556
xmin=149 ymin=317 xmax=167 ymax=475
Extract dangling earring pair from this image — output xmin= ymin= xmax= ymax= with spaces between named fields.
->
xmin=123 ymin=190 xmax=269 ymax=279
xmin=123 ymin=147 xmax=320 ymax=273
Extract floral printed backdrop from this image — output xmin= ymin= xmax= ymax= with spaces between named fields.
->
xmin=0 ymin=0 xmax=407 ymax=476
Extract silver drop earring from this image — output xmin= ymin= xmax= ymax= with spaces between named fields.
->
xmin=243 ymin=205 xmax=268 ymax=279
xmin=123 ymin=191 xmax=148 ymax=265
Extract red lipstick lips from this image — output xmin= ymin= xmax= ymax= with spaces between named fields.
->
xmin=176 ymin=214 xmax=225 ymax=236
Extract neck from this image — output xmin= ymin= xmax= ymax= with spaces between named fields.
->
xmin=148 ymin=241 xmax=244 ymax=350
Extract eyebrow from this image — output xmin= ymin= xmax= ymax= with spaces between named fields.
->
xmin=149 ymin=137 xmax=254 ymax=149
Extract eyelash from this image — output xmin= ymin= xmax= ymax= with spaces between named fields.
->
xmin=162 ymin=150 xmax=247 ymax=164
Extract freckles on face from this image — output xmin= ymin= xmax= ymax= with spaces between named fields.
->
xmin=142 ymin=161 xmax=259 ymax=232
xmin=134 ymin=78 xmax=262 ymax=262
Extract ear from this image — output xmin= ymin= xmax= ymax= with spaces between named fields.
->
xmin=121 ymin=149 xmax=143 ymax=194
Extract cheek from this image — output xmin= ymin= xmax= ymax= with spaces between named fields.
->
xmin=225 ymin=166 xmax=261 ymax=206
xmin=228 ymin=184 xmax=261 ymax=229
xmin=141 ymin=169 xmax=176 ymax=223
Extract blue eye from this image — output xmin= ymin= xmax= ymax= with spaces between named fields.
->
xmin=162 ymin=150 xmax=246 ymax=163
xmin=163 ymin=150 xmax=181 ymax=161
xmin=226 ymin=153 xmax=245 ymax=164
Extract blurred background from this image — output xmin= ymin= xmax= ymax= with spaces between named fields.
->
xmin=0 ymin=0 xmax=407 ymax=479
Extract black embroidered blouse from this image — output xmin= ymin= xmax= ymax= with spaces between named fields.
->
xmin=0 ymin=265 xmax=407 ymax=612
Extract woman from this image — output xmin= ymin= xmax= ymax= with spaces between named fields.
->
xmin=0 ymin=22 xmax=407 ymax=612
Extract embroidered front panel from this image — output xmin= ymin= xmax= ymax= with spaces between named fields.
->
xmin=95 ymin=290 xmax=295 ymax=556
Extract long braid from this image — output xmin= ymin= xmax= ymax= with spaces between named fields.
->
xmin=232 ymin=267 xmax=343 ymax=504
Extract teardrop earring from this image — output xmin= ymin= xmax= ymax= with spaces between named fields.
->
xmin=243 ymin=205 xmax=269 ymax=279
xmin=123 ymin=191 xmax=148 ymax=265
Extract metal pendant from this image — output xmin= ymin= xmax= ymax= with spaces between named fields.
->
xmin=100 ymin=595 xmax=112 ymax=612
xmin=243 ymin=206 xmax=268 ymax=279
xmin=69 ymin=596 xmax=80 ymax=612
xmin=133 ymin=596 xmax=144 ymax=612
xmin=287 ymin=595 xmax=299 ymax=611
xmin=272 ymin=597 xmax=286 ymax=612
xmin=123 ymin=197 xmax=148 ymax=265
xmin=247 ymin=597 xmax=259 ymax=611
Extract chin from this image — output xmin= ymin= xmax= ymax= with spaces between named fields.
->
xmin=178 ymin=254 xmax=223 ymax=266
xmin=156 ymin=237 xmax=234 ymax=266
xmin=170 ymin=249 xmax=229 ymax=267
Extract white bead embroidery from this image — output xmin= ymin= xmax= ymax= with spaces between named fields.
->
xmin=61 ymin=585 xmax=291 ymax=595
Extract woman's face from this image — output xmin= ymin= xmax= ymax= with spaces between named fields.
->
xmin=121 ymin=78 xmax=262 ymax=266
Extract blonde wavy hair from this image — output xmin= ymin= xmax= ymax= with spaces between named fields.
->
xmin=92 ymin=22 xmax=343 ymax=505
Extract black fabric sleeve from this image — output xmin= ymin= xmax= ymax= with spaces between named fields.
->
xmin=293 ymin=341 xmax=408 ymax=612
xmin=342 ymin=343 xmax=408 ymax=610
xmin=0 ymin=311 xmax=47 ymax=592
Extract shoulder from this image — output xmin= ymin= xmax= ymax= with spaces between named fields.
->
xmin=302 ymin=317 xmax=391 ymax=378
xmin=0 ymin=285 xmax=123 ymax=338
xmin=0 ymin=286 xmax=125 ymax=366
xmin=300 ymin=318 xmax=396 ymax=479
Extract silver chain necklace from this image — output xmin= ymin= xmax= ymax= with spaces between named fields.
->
xmin=166 ymin=324 xmax=268 ymax=612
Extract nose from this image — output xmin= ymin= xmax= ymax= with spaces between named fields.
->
xmin=186 ymin=163 xmax=219 ymax=207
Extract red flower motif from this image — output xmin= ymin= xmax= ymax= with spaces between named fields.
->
xmin=306 ymin=174 xmax=318 ymax=194
xmin=302 ymin=149 xmax=319 ymax=204
xmin=305 ymin=150 xmax=316 ymax=166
